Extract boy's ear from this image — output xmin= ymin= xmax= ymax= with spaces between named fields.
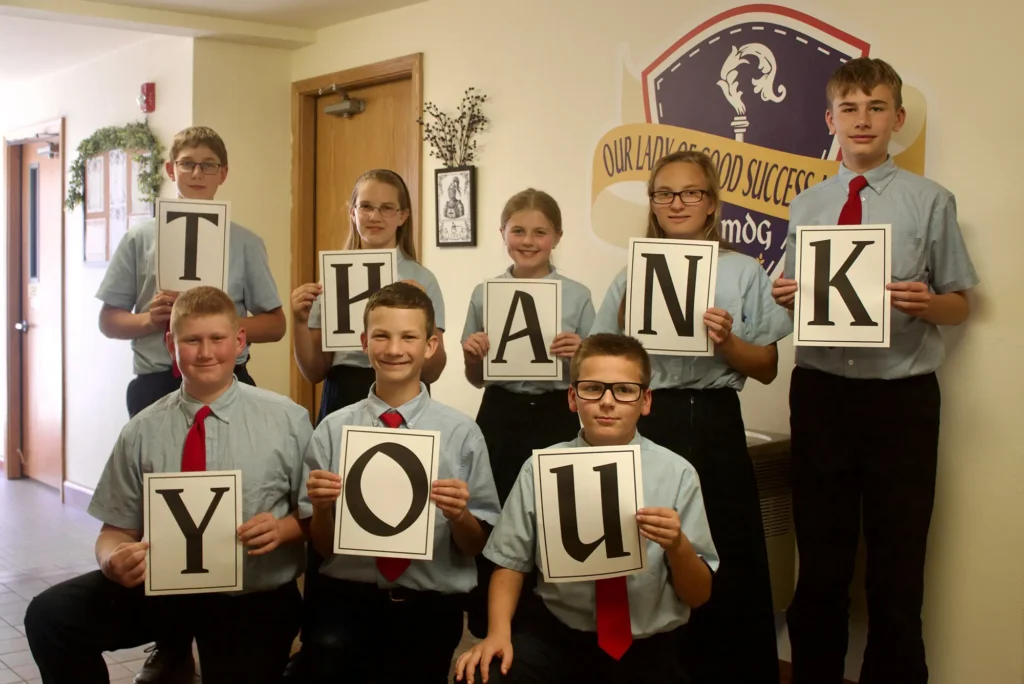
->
xmin=567 ymin=385 xmax=580 ymax=414
xmin=825 ymin=108 xmax=837 ymax=135
xmin=165 ymin=330 xmax=175 ymax=357
xmin=424 ymin=329 xmax=439 ymax=360
xmin=640 ymin=388 xmax=653 ymax=417
xmin=893 ymin=106 xmax=907 ymax=132
xmin=235 ymin=325 xmax=247 ymax=356
xmin=165 ymin=160 xmax=177 ymax=180
xmin=360 ymin=331 xmax=368 ymax=353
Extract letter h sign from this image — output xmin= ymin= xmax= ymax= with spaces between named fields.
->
xmin=793 ymin=225 xmax=892 ymax=347
xmin=534 ymin=445 xmax=647 ymax=583
xmin=321 ymin=250 xmax=399 ymax=351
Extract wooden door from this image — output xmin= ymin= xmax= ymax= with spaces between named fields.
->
xmin=18 ymin=143 xmax=63 ymax=489
xmin=312 ymin=78 xmax=415 ymax=411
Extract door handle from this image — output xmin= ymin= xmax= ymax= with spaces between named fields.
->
xmin=14 ymin=320 xmax=28 ymax=332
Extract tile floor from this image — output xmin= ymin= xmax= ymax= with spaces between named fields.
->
xmin=0 ymin=475 xmax=481 ymax=683
xmin=0 ymin=475 xmax=152 ymax=683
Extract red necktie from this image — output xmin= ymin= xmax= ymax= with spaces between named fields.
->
xmin=167 ymin=321 xmax=181 ymax=378
xmin=596 ymin=576 xmax=632 ymax=659
xmin=375 ymin=410 xmax=411 ymax=582
xmin=181 ymin=406 xmax=212 ymax=472
xmin=838 ymin=175 xmax=868 ymax=225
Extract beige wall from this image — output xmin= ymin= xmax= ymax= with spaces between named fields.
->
xmin=191 ymin=38 xmax=293 ymax=395
xmin=291 ymin=0 xmax=1023 ymax=682
xmin=0 ymin=34 xmax=194 ymax=487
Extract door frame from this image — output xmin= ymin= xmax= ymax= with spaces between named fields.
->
xmin=289 ymin=53 xmax=423 ymax=414
xmin=3 ymin=117 xmax=66 ymax=497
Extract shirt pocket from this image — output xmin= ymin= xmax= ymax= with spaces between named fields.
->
xmin=891 ymin=231 xmax=927 ymax=283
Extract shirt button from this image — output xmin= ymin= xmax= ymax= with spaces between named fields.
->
xmin=671 ymin=375 xmax=680 ymax=382
xmin=848 ymin=360 xmax=854 ymax=366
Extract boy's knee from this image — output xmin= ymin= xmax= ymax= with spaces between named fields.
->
xmin=24 ymin=586 xmax=61 ymax=640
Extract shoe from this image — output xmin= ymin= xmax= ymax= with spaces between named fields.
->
xmin=133 ymin=642 xmax=196 ymax=684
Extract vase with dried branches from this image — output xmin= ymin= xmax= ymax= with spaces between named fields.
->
xmin=418 ymin=88 xmax=488 ymax=167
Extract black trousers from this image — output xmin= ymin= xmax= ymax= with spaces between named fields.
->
xmin=478 ymin=600 xmax=688 ymax=684
xmin=467 ymin=386 xmax=580 ymax=637
xmin=300 ymin=577 xmax=465 ymax=684
xmin=786 ymin=367 xmax=940 ymax=684
xmin=637 ymin=387 xmax=779 ymax=684
xmin=24 ymin=571 xmax=301 ymax=684
xmin=125 ymin=363 xmax=256 ymax=418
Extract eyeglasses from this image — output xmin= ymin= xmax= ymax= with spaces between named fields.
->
xmin=649 ymin=189 xmax=709 ymax=205
xmin=573 ymin=381 xmax=647 ymax=403
xmin=356 ymin=202 xmax=401 ymax=219
xmin=175 ymin=160 xmax=223 ymax=175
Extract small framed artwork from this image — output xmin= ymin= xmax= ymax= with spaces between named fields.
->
xmin=435 ymin=165 xmax=476 ymax=247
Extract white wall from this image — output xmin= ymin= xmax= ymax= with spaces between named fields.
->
xmin=191 ymin=38 xmax=293 ymax=395
xmin=0 ymin=34 xmax=194 ymax=488
xmin=292 ymin=1 xmax=1024 ymax=682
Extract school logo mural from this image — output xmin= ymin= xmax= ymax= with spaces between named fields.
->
xmin=590 ymin=4 xmax=928 ymax=277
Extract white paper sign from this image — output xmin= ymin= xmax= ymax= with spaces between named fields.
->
xmin=794 ymin=224 xmax=892 ymax=347
xmin=334 ymin=426 xmax=441 ymax=560
xmin=143 ymin=470 xmax=243 ymax=596
xmin=625 ymin=238 xmax=718 ymax=356
xmin=156 ymin=199 xmax=231 ymax=292
xmin=534 ymin=445 xmax=646 ymax=583
xmin=483 ymin=278 xmax=562 ymax=382
xmin=321 ymin=249 xmax=399 ymax=351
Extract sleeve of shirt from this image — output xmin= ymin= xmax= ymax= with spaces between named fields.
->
xmin=288 ymin=408 xmax=315 ymax=510
xmin=422 ymin=270 xmax=446 ymax=332
xmin=307 ymin=294 xmax=323 ymax=330
xmin=928 ymin=194 xmax=980 ymax=294
xmin=297 ymin=423 xmax=334 ymax=520
xmin=462 ymin=426 xmax=501 ymax=527
xmin=674 ymin=470 xmax=719 ymax=574
xmin=783 ymin=197 xmax=804 ymax=280
xmin=575 ymin=291 xmax=597 ymax=338
xmin=460 ymin=284 xmax=485 ymax=344
xmin=482 ymin=462 xmax=537 ymax=573
xmin=242 ymin=234 xmax=283 ymax=314
xmin=589 ymin=269 xmax=628 ymax=335
xmin=742 ymin=266 xmax=793 ymax=346
xmin=86 ymin=426 xmax=144 ymax=530
xmin=95 ymin=231 xmax=139 ymax=311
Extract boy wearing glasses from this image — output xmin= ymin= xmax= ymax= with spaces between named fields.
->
xmin=94 ymin=125 xmax=285 ymax=683
xmin=455 ymin=333 xmax=717 ymax=684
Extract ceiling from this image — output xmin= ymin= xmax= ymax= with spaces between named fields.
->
xmin=97 ymin=0 xmax=426 ymax=29
xmin=0 ymin=15 xmax=153 ymax=84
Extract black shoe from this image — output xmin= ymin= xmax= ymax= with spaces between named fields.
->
xmin=133 ymin=642 xmax=196 ymax=684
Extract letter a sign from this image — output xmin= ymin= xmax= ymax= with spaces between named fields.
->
xmin=334 ymin=426 xmax=441 ymax=560
xmin=321 ymin=250 xmax=399 ymax=351
xmin=156 ymin=199 xmax=231 ymax=292
xmin=483 ymin=279 xmax=562 ymax=382
xmin=143 ymin=470 xmax=243 ymax=595
xmin=625 ymin=238 xmax=718 ymax=356
xmin=534 ymin=445 xmax=646 ymax=583
xmin=794 ymin=225 xmax=892 ymax=347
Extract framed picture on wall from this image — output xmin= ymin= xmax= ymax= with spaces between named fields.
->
xmin=435 ymin=165 xmax=476 ymax=247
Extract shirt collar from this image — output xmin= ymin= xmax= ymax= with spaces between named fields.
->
xmin=571 ymin=428 xmax=643 ymax=448
xmin=838 ymin=155 xmax=898 ymax=195
xmin=178 ymin=377 xmax=239 ymax=425
xmin=396 ymin=248 xmax=408 ymax=265
xmin=502 ymin=264 xmax=559 ymax=280
xmin=365 ymin=382 xmax=431 ymax=427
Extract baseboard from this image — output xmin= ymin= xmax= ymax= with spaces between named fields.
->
xmin=779 ymin=660 xmax=857 ymax=684
xmin=63 ymin=480 xmax=93 ymax=510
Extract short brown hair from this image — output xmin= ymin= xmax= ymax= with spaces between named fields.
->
xmin=346 ymin=169 xmax=418 ymax=262
xmin=500 ymin=188 xmax=562 ymax=235
xmin=170 ymin=286 xmax=238 ymax=334
xmin=570 ymin=334 xmax=651 ymax=386
xmin=363 ymin=282 xmax=435 ymax=336
xmin=170 ymin=126 xmax=229 ymax=166
xmin=826 ymin=57 xmax=903 ymax=110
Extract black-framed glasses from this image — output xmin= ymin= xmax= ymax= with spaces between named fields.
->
xmin=175 ymin=160 xmax=223 ymax=175
xmin=649 ymin=189 xmax=709 ymax=205
xmin=356 ymin=202 xmax=401 ymax=219
xmin=573 ymin=380 xmax=647 ymax=403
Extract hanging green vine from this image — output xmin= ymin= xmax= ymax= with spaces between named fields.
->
xmin=65 ymin=119 xmax=164 ymax=211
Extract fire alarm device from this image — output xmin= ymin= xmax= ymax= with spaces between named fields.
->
xmin=138 ymin=82 xmax=156 ymax=113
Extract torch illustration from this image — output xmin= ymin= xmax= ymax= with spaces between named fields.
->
xmin=716 ymin=44 xmax=787 ymax=142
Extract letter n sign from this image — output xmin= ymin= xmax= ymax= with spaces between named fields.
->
xmin=321 ymin=250 xmax=399 ymax=351
xmin=156 ymin=199 xmax=231 ymax=292
xmin=794 ymin=225 xmax=892 ymax=347
xmin=334 ymin=426 xmax=441 ymax=560
xmin=143 ymin=470 xmax=243 ymax=595
xmin=625 ymin=238 xmax=718 ymax=356
xmin=534 ymin=445 xmax=647 ymax=583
